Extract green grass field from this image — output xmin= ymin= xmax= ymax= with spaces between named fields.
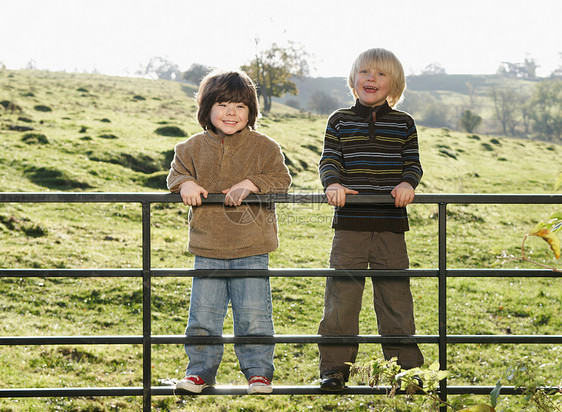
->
xmin=0 ymin=69 xmax=561 ymax=411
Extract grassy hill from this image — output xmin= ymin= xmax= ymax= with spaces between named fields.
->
xmin=275 ymin=73 xmax=543 ymax=137
xmin=0 ymin=69 xmax=560 ymax=411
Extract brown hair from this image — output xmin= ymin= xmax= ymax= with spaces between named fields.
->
xmin=196 ymin=70 xmax=261 ymax=130
xmin=348 ymin=48 xmax=406 ymax=107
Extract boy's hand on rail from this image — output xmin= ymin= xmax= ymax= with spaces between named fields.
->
xmin=391 ymin=182 xmax=415 ymax=207
xmin=222 ymin=179 xmax=259 ymax=206
xmin=178 ymin=181 xmax=208 ymax=206
xmin=325 ymin=183 xmax=359 ymax=207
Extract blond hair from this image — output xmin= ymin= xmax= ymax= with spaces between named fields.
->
xmin=348 ymin=48 xmax=406 ymax=107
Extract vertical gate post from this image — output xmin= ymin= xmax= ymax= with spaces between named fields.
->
xmin=438 ymin=202 xmax=448 ymax=411
xmin=142 ymin=202 xmax=152 ymax=411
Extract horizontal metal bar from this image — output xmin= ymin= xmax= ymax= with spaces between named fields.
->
xmin=0 ymin=269 xmax=142 ymax=278
xmin=156 ymin=385 xmax=553 ymax=396
xmin=152 ymin=334 xmax=439 ymax=345
xmin=0 ymin=192 xmax=561 ymax=204
xmin=2 ymin=385 xmax=556 ymax=398
xmin=0 ymin=268 xmax=433 ymax=278
xmin=0 ymin=336 xmax=142 ymax=345
xmin=448 ymin=335 xmax=562 ymax=344
xmin=0 ymin=192 xmax=181 ymax=203
xmin=0 ymin=335 xmax=436 ymax=346
xmin=154 ymin=268 xmax=559 ymax=278
xmin=0 ymin=387 xmax=143 ymax=398
xmin=448 ymin=269 xmax=561 ymax=277
xmin=4 ymin=334 xmax=561 ymax=346
xmin=151 ymin=268 xmax=437 ymax=278
xmin=2 ymin=268 xmax=558 ymax=278
xmin=166 ymin=385 xmax=428 ymax=396
xmin=154 ymin=334 xmax=562 ymax=345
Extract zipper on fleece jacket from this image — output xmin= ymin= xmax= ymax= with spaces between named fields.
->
xmin=218 ymin=138 xmax=225 ymax=169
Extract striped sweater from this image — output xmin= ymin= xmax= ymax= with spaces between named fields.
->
xmin=318 ymin=100 xmax=423 ymax=232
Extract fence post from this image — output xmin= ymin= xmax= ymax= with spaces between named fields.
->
xmin=142 ymin=202 xmax=152 ymax=412
xmin=438 ymin=202 xmax=448 ymax=411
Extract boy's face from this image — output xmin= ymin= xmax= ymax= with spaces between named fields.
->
xmin=354 ymin=67 xmax=391 ymax=107
xmin=210 ymin=101 xmax=249 ymax=135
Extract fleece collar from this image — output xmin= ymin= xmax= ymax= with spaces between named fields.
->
xmin=204 ymin=126 xmax=251 ymax=150
xmin=351 ymin=99 xmax=392 ymax=122
xmin=351 ymin=99 xmax=392 ymax=138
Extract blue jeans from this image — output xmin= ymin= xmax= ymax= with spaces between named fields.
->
xmin=184 ymin=254 xmax=275 ymax=384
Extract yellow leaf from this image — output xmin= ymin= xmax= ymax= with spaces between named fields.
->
xmin=436 ymin=370 xmax=450 ymax=380
xmin=459 ymin=405 xmax=496 ymax=412
xmin=530 ymin=228 xmax=561 ymax=259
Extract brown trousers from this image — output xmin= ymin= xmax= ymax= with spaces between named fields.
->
xmin=318 ymin=230 xmax=424 ymax=379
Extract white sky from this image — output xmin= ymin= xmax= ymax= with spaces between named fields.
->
xmin=1 ymin=0 xmax=561 ymax=78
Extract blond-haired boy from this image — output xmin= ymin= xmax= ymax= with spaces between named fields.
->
xmin=318 ymin=48 xmax=424 ymax=391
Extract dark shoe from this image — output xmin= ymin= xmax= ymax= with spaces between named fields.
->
xmin=320 ymin=372 xmax=345 ymax=392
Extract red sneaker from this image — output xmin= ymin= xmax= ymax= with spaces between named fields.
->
xmin=176 ymin=375 xmax=211 ymax=393
xmin=247 ymin=375 xmax=273 ymax=394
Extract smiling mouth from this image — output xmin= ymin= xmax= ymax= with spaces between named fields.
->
xmin=364 ymin=86 xmax=379 ymax=92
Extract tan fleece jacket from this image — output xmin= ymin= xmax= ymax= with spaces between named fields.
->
xmin=167 ymin=127 xmax=291 ymax=259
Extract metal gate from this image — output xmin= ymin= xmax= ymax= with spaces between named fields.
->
xmin=1 ymin=192 xmax=561 ymax=411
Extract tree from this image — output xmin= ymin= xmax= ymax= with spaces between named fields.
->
xmin=489 ymin=87 xmax=522 ymax=136
xmin=137 ymin=56 xmax=181 ymax=81
xmin=459 ymin=110 xmax=482 ymax=133
xmin=399 ymin=91 xmax=428 ymax=118
xmin=520 ymin=99 xmax=534 ymax=135
xmin=420 ymin=101 xmax=451 ymax=128
xmin=420 ymin=62 xmax=446 ymax=75
xmin=309 ymin=91 xmax=340 ymax=115
xmin=530 ymin=79 xmax=562 ymax=141
xmin=496 ymin=57 xmax=538 ymax=79
xmin=241 ymin=41 xmax=310 ymax=113
xmin=183 ymin=63 xmax=214 ymax=85
xmin=550 ymin=52 xmax=562 ymax=78
xmin=26 ymin=59 xmax=37 ymax=70
xmin=465 ymin=82 xmax=478 ymax=108
xmin=284 ymin=99 xmax=302 ymax=110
